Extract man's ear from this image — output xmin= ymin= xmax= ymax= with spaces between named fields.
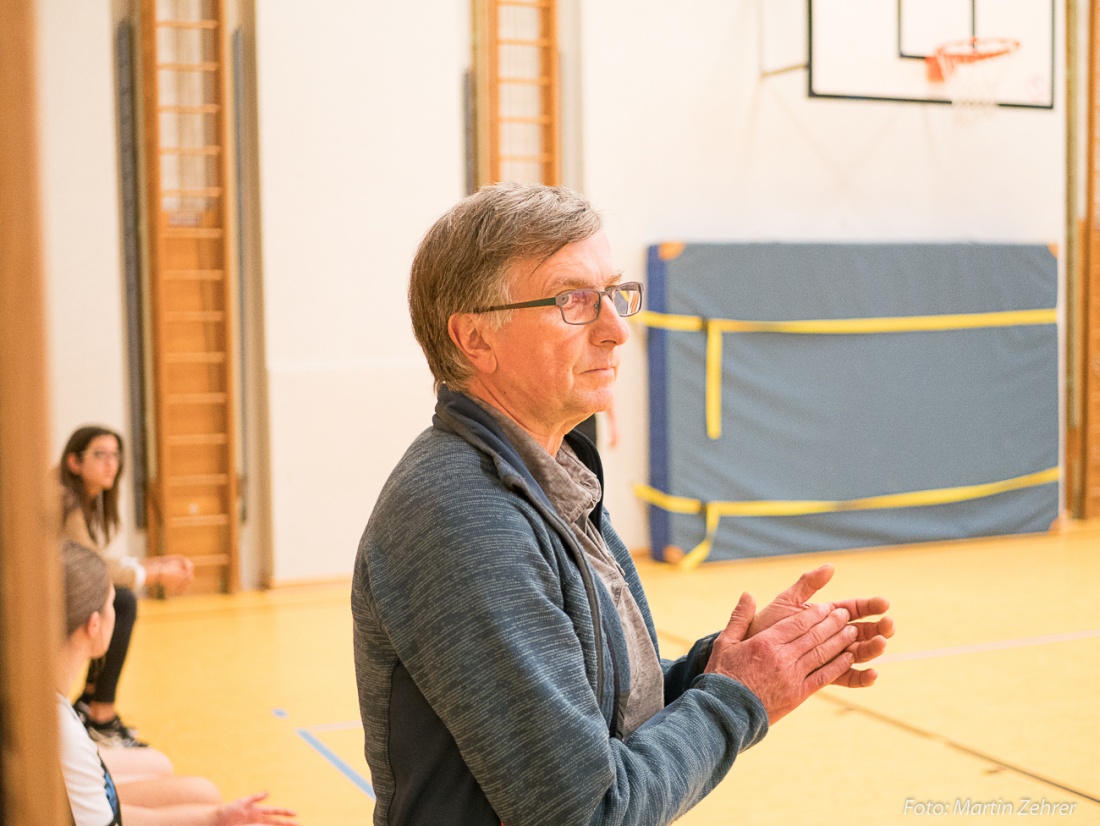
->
xmin=448 ymin=313 xmax=498 ymax=375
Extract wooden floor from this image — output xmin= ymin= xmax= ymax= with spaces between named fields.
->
xmin=118 ymin=522 xmax=1100 ymax=824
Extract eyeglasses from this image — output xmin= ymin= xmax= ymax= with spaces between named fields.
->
xmin=84 ymin=450 xmax=121 ymax=463
xmin=475 ymin=282 xmax=644 ymax=326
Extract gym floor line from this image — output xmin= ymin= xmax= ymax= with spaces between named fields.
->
xmin=292 ymin=720 xmax=375 ymax=799
xmin=278 ymin=625 xmax=1100 ymax=811
xmin=118 ymin=519 xmax=1100 ymax=824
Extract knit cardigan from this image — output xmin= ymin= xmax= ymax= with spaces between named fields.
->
xmin=351 ymin=388 xmax=768 ymax=825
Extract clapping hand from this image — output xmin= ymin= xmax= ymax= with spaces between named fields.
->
xmin=746 ymin=564 xmax=893 ymax=688
xmin=706 ymin=595 xmax=858 ymax=724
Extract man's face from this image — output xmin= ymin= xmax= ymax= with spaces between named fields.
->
xmin=479 ymin=230 xmax=630 ymax=442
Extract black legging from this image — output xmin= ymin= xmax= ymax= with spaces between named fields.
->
xmin=84 ymin=585 xmax=137 ymax=705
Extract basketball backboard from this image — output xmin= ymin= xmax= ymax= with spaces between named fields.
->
xmin=805 ymin=0 xmax=1054 ymax=108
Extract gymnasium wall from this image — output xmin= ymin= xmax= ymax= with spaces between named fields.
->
xmin=254 ymin=1 xmax=466 ymax=582
xmin=35 ymin=0 xmax=1066 ymax=584
xmin=38 ymin=0 xmax=137 ymax=558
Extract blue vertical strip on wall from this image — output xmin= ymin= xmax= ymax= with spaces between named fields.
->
xmin=117 ymin=21 xmax=148 ymax=528
xmin=646 ymin=246 xmax=670 ymax=561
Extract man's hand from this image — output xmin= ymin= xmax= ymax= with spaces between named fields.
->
xmin=747 ymin=564 xmax=893 ymax=688
xmin=704 ymin=593 xmax=858 ymax=724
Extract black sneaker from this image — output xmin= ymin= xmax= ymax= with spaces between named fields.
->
xmin=86 ymin=715 xmax=149 ymax=748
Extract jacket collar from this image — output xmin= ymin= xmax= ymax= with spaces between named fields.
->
xmin=432 ymin=385 xmax=607 ymax=534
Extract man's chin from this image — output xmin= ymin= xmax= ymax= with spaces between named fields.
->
xmin=575 ymin=389 xmax=614 ymax=416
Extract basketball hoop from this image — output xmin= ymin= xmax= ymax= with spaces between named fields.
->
xmin=926 ymin=37 xmax=1020 ymax=113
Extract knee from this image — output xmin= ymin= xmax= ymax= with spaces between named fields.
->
xmin=180 ymin=775 xmax=222 ymax=804
xmin=145 ymin=749 xmax=174 ymax=777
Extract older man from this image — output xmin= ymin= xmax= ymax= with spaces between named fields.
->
xmin=352 ymin=183 xmax=891 ymax=825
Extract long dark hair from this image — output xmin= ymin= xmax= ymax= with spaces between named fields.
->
xmin=59 ymin=425 xmax=124 ymax=545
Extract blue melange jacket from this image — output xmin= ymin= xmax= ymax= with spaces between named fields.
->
xmin=351 ymin=388 xmax=768 ymax=825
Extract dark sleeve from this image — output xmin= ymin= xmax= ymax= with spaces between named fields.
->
xmin=661 ymin=632 xmax=720 ymax=704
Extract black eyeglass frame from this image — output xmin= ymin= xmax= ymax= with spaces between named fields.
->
xmin=473 ymin=281 xmax=644 ymax=326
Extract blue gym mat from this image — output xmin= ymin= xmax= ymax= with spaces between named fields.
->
xmin=642 ymin=243 xmax=1059 ymax=564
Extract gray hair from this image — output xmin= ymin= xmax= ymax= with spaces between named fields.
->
xmin=408 ymin=182 xmax=603 ymax=392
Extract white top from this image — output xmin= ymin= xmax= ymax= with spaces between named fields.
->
xmin=57 ymin=694 xmax=122 ymax=826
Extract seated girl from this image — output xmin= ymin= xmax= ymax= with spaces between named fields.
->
xmin=59 ymin=425 xmax=194 ymax=747
xmin=58 ymin=540 xmax=297 ymax=826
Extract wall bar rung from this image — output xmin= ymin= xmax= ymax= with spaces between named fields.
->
xmin=167 ymin=474 xmax=229 ymax=486
xmin=160 ymin=104 xmax=221 ymax=114
xmin=166 ymin=433 xmax=228 ymax=446
xmin=156 ymin=20 xmax=218 ymax=30
xmin=160 ymin=147 xmax=222 ymax=156
xmin=157 ymin=62 xmax=219 ymax=72
xmin=164 ymin=311 xmax=226 ymax=322
xmin=162 ymin=269 xmax=224 ymax=279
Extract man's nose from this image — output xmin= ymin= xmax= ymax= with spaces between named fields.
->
xmin=592 ymin=295 xmax=631 ymax=344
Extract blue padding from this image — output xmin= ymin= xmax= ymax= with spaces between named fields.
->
xmin=646 ymin=243 xmax=1058 ymax=562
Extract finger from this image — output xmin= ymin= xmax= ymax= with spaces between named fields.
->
xmin=797 ymin=612 xmax=858 ymax=671
xmin=765 ymin=602 xmax=835 ymax=644
xmin=262 ymin=816 xmax=298 ymax=826
xmin=781 ymin=564 xmax=835 ymax=606
xmin=848 ymin=617 xmax=894 ymax=643
xmin=783 ymin=605 xmax=850 ymax=654
xmin=829 ymin=596 xmax=889 ymax=620
xmin=847 ymin=634 xmax=888 ymax=663
xmin=831 ymin=666 xmax=878 ymax=688
xmin=805 ymin=648 xmax=857 ymax=691
xmin=722 ymin=592 xmax=757 ymax=641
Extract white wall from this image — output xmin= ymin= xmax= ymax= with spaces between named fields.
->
xmin=254 ymin=1 xmax=466 ymax=582
xmin=38 ymin=0 xmax=136 ymax=557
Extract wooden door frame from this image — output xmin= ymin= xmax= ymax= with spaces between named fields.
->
xmin=1069 ymin=0 xmax=1100 ymax=518
xmin=0 ymin=1 xmax=68 ymax=822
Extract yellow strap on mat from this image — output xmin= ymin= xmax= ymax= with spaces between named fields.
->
xmin=634 ymin=466 xmax=1060 ymax=570
xmin=637 ymin=308 xmax=1057 ymax=439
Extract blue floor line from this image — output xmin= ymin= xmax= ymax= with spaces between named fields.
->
xmin=296 ymin=727 xmax=375 ymax=799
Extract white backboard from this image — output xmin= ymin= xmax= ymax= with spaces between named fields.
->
xmin=808 ymin=0 xmax=1054 ymax=108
